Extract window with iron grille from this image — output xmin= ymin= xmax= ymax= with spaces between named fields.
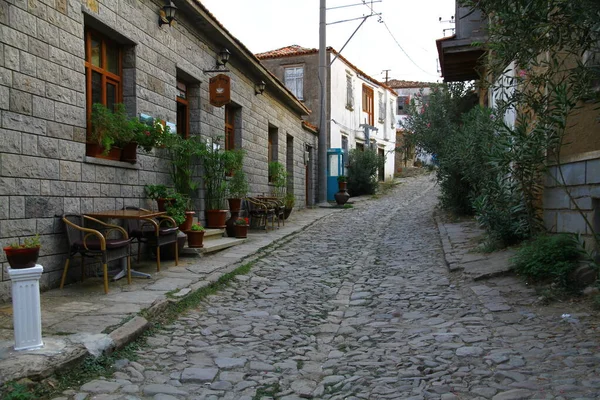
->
xmin=378 ymin=92 xmax=385 ymax=122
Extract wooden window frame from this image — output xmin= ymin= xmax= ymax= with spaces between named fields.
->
xmin=176 ymin=80 xmax=189 ymax=139
xmin=176 ymin=97 xmax=189 ymax=139
xmin=84 ymin=29 xmax=123 ymax=137
xmin=224 ymin=104 xmax=235 ymax=150
xmin=362 ymin=85 xmax=374 ymax=125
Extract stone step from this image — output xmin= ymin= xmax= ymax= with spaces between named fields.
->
xmin=203 ymin=228 xmax=225 ymax=240
xmin=180 ymin=236 xmax=247 ymax=256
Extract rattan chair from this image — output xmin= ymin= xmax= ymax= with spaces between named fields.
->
xmin=123 ymin=207 xmax=179 ymax=271
xmin=246 ymin=197 xmax=276 ymax=231
xmin=61 ymin=214 xmax=132 ymax=294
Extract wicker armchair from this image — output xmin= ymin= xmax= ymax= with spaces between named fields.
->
xmin=246 ymin=197 xmax=276 ymax=231
xmin=123 ymin=207 xmax=179 ymax=271
xmin=61 ymin=214 xmax=132 ymax=294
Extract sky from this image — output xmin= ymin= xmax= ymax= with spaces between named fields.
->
xmin=200 ymin=0 xmax=456 ymax=84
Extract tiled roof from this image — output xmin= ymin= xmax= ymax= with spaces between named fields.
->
xmin=257 ymin=45 xmax=397 ymax=96
xmin=302 ymin=120 xmax=318 ymax=133
xmin=188 ymin=1 xmax=310 ymax=116
xmin=386 ymin=79 xmax=433 ymax=89
xmin=256 ymin=45 xmax=318 ymax=59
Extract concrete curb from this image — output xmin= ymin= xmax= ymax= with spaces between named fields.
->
xmin=0 ymin=207 xmax=341 ymax=385
xmin=434 ymin=213 xmax=459 ymax=272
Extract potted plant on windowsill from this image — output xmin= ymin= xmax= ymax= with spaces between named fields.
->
xmin=3 ymin=234 xmax=41 ymax=269
xmin=185 ymin=223 xmax=205 ymax=248
xmin=88 ymin=103 xmax=136 ymax=161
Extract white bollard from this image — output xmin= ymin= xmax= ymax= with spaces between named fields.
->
xmin=7 ymin=264 xmax=44 ymax=351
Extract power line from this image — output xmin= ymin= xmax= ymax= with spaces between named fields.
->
xmin=381 ymin=20 xmax=439 ymax=78
xmin=360 ymin=0 xmax=439 ymax=78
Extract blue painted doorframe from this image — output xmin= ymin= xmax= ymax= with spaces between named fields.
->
xmin=327 ymin=148 xmax=345 ymax=201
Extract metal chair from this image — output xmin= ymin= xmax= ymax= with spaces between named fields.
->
xmin=61 ymin=214 xmax=132 ymax=294
xmin=123 ymin=207 xmax=179 ymax=271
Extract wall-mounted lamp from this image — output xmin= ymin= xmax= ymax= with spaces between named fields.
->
xmin=204 ymin=48 xmax=231 ymax=73
xmin=158 ymin=1 xmax=178 ymax=27
xmin=255 ymin=80 xmax=266 ymax=95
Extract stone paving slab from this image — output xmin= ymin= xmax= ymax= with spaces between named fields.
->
xmin=436 ymin=215 xmax=516 ymax=280
xmin=39 ymin=174 xmax=600 ymax=400
xmin=0 ymin=204 xmax=352 ymax=384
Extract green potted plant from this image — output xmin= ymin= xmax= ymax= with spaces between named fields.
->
xmin=164 ymin=191 xmax=187 ymax=227
xmin=233 ymin=217 xmax=249 ymax=238
xmin=185 ymin=223 xmax=205 ymax=248
xmin=144 ymin=184 xmax=175 ymax=211
xmin=165 ymin=135 xmax=206 ymax=231
xmin=224 ymin=150 xmax=248 ymax=237
xmin=284 ymin=192 xmax=295 ymax=220
xmin=268 ymin=161 xmax=287 ymax=199
xmin=88 ymin=103 xmax=137 ymax=161
xmin=3 ymin=234 xmax=41 ymax=269
xmin=202 ymin=139 xmax=238 ymax=228
xmin=226 ymin=150 xmax=248 ymax=210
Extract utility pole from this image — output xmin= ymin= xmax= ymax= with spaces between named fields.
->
xmin=382 ymin=69 xmax=391 ymax=83
xmin=360 ymin=123 xmax=378 ymax=149
xmin=318 ymin=0 xmax=327 ymax=204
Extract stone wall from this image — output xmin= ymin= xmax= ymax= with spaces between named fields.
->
xmin=0 ymin=0 xmax=316 ymax=300
xmin=543 ymin=152 xmax=600 ymax=250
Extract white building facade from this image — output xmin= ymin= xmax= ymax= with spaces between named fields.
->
xmin=258 ymin=46 xmax=397 ymax=181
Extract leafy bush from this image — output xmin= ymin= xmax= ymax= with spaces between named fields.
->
xmin=511 ymin=234 xmax=584 ymax=290
xmin=347 ymin=149 xmax=383 ymax=196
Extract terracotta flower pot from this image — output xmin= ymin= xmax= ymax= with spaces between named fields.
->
xmin=185 ymin=230 xmax=205 ymax=248
xmin=206 ymin=210 xmax=228 ymax=228
xmin=227 ymin=198 xmax=242 ymax=212
xmin=234 ymin=225 xmax=248 ymax=238
xmin=120 ymin=141 xmax=138 ymax=164
xmin=178 ymin=211 xmax=195 ymax=232
xmin=3 ymin=247 xmax=40 ymax=269
xmin=86 ymin=143 xmax=122 ymax=161
xmin=156 ymin=198 xmax=175 ymax=212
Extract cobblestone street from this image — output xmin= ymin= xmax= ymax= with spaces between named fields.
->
xmin=57 ymin=175 xmax=600 ymax=400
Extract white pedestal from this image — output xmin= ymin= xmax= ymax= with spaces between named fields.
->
xmin=7 ymin=264 xmax=44 ymax=351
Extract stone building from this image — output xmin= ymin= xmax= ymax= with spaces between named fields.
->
xmin=0 ymin=0 xmax=318 ymax=299
xmin=257 ymin=45 xmax=397 ymax=182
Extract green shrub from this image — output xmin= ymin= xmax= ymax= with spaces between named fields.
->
xmin=347 ymin=149 xmax=383 ymax=196
xmin=511 ymin=234 xmax=584 ymax=290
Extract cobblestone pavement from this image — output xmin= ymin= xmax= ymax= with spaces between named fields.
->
xmin=54 ymin=175 xmax=600 ymax=400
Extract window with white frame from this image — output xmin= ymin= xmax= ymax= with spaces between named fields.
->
xmin=378 ymin=92 xmax=385 ymax=122
xmin=284 ymin=66 xmax=304 ymax=100
xmin=346 ymin=75 xmax=354 ymax=110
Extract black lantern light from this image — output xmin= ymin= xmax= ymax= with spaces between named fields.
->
xmin=218 ymin=48 xmax=231 ymax=67
xmin=159 ymin=1 xmax=178 ymax=27
xmin=255 ymin=80 xmax=266 ymax=95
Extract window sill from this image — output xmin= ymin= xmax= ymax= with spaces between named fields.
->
xmin=84 ymin=156 xmax=140 ymax=170
xmin=346 ymin=105 xmax=354 ymax=111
